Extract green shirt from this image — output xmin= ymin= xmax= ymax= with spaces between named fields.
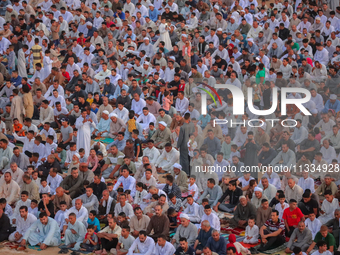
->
xmin=314 ymin=232 xmax=337 ymax=250
xmin=256 ymin=69 xmax=265 ymax=84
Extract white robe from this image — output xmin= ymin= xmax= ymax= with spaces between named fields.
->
xmin=17 ymin=49 xmax=27 ymax=78
xmin=75 ymin=116 xmax=96 ymax=157
xmin=153 ymin=23 xmax=173 ymax=51
xmin=318 ymin=198 xmax=339 ymax=224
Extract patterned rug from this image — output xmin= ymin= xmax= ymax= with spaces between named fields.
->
xmin=94 ymin=137 xmax=114 ymax=144
xmin=221 ymin=233 xmax=245 ymax=243
xmin=254 ymin=243 xmax=287 ymax=254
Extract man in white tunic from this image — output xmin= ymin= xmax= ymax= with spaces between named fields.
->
xmin=318 ymin=191 xmax=339 ymax=224
xmin=0 ymin=172 xmax=20 ymax=205
xmin=9 ymin=206 xmax=37 ymax=242
xmin=142 ymin=141 xmax=160 ymax=164
xmin=113 ymin=167 xmax=136 ymax=197
xmin=65 ymin=199 xmax=89 ymax=227
xmin=153 ymin=235 xmax=176 ymax=255
xmin=0 ymin=139 xmax=13 ymax=172
xmin=155 ymin=144 xmax=180 ymax=172
xmin=20 ymin=212 xmax=61 ymax=250
xmin=75 ymin=109 xmax=96 ymax=157
xmin=136 ymin=107 xmax=156 ymax=130
xmin=127 ymin=231 xmax=155 ymax=255
xmin=64 ymin=213 xmax=87 ymax=250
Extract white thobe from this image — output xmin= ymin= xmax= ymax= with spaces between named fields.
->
xmin=114 ymin=203 xmax=134 ymax=219
xmin=153 ymin=241 xmax=176 ymax=255
xmin=320 ymin=146 xmax=337 ymax=164
xmin=298 ymin=177 xmax=315 ymax=193
xmin=127 ymin=236 xmax=155 ymax=255
xmin=136 ymin=113 xmax=156 ymax=130
xmin=131 ymin=98 xmax=146 ymax=116
xmin=13 ymin=134 xmax=35 ymax=154
xmin=318 ymin=198 xmax=339 ymax=224
xmin=155 ymin=148 xmax=180 ymax=171
xmin=200 ymin=213 xmax=220 ymax=231
xmin=112 ymin=107 xmax=129 ymax=123
xmin=65 ymin=221 xmax=87 ymax=250
xmin=65 ymin=206 xmax=89 ymax=226
xmin=305 ymin=218 xmax=321 ymax=239
xmin=9 ymin=213 xmax=37 ymax=242
xmin=143 ymin=147 xmax=160 ymax=164
xmin=183 ymin=202 xmax=200 ymax=222
xmin=1 ymin=167 xmax=24 ymax=187
xmin=46 ymin=174 xmax=63 ymax=195
xmin=175 ymin=97 xmax=189 ymax=114
xmin=113 ymin=176 xmax=136 ymax=197
xmin=75 ymin=116 xmax=96 ymax=157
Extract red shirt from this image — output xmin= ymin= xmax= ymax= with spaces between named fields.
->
xmin=62 ymin=71 xmax=71 ymax=82
xmin=282 ymin=207 xmax=304 ymax=227
xmin=178 ymin=83 xmax=185 ymax=92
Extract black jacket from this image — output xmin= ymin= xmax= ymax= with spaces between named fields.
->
xmin=218 ymin=187 xmax=243 ymax=205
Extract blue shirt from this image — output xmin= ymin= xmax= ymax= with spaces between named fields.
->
xmin=124 ymin=33 xmax=136 ymax=40
xmin=323 ymin=99 xmax=340 ymax=113
xmin=87 ymin=217 xmax=101 ymax=232
xmin=114 ymin=12 xmax=125 ymax=20
xmin=10 ymin=76 xmax=22 ymax=87
xmin=87 ymin=27 xmax=97 ymax=38
xmin=149 ymin=9 xmax=159 ymax=22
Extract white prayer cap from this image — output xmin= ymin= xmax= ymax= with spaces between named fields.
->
xmin=110 ymin=113 xmax=118 ymax=118
xmin=173 ymin=163 xmax=182 ymax=169
xmin=240 ymin=10 xmax=245 ymax=12
xmin=74 ymin=153 xmax=80 ymax=159
xmin=80 ymin=15 xmax=86 ymax=20
xmin=254 ymin=187 xmax=263 ymax=193
xmin=182 ymin=34 xmax=188 ymax=38
xmin=316 ymin=17 xmax=321 ymax=20
xmin=144 ymin=61 xmax=150 ymax=65
xmin=311 ymin=109 xmax=318 ymax=114
xmin=144 ymin=37 xmax=150 ymax=40
xmin=330 ymin=94 xmax=337 ymax=100
xmin=217 ymin=28 xmax=222 ymax=32
xmin=180 ymin=213 xmax=190 ymax=220
xmin=213 ymin=4 xmax=219 ymax=9
xmin=239 ymin=195 xmax=246 ymax=200
xmin=149 ymin=3 xmax=154 ymax=6
xmin=6 ymin=5 xmax=13 ymax=9
xmin=247 ymin=38 xmax=254 ymax=43
xmin=102 ymin=110 xmax=109 ymax=115
xmin=230 ymin=16 xmax=236 ymax=20
xmin=158 ymin=121 xmax=167 ymax=127
xmin=169 ymin=56 xmax=176 ymax=61
xmin=86 ymin=21 xmax=93 ymax=26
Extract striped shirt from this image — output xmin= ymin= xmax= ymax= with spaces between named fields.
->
xmin=31 ymin=44 xmax=42 ymax=62
xmin=264 ymin=218 xmax=285 ymax=237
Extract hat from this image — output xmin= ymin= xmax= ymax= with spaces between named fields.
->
xmin=158 ymin=121 xmax=167 ymax=127
xmin=179 ymin=213 xmax=190 ymax=220
xmin=144 ymin=61 xmax=150 ymax=65
xmin=330 ymin=94 xmax=337 ymax=100
xmin=169 ymin=56 xmax=176 ymax=61
xmin=214 ymin=4 xmax=219 ymax=9
xmin=102 ymin=110 xmax=109 ymax=115
xmin=6 ymin=5 xmax=13 ymax=9
xmin=144 ymin=37 xmax=150 ymax=40
xmin=254 ymin=187 xmax=263 ymax=193
xmin=247 ymin=38 xmax=254 ymax=43
xmin=149 ymin=3 xmax=154 ymax=6
xmin=316 ymin=17 xmax=321 ymax=20
xmin=230 ymin=16 xmax=236 ymax=20
xmin=240 ymin=10 xmax=245 ymax=12
xmin=311 ymin=109 xmax=318 ymax=114
xmin=173 ymin=163 xmax=182 ymax=169
xmin=110 ymin=113 xmax=118 ymax=118
xmin=217 ymin=28 xmax=222 ymax=32
xmin=182 ymin=34 xmax=188 ymax=38
xmin=86 ymin=21 xmax=93 ymax=26
xmin=74 ymin=153 xmax=80 ymax=159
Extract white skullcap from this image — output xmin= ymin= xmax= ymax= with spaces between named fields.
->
xmin=254 ymin=187 xmax=263 ymax=193
xmin=173 ymin=163 xmax=182 ymax=169
xmin=6 ymin=5 xmax=13 ymax=9
xmin=180 ymin=213 xmax=190 ymax=220
xmin=110 ymin=113 xmax=118 ymax=118
xmin=182 ymin=34 xmax=188 ymax=38
xmin=169 ymin=56 xmax=176 ymax=61
xmin=102 ymin=110 xmax=109 ymax=115
xmin=214 ymin=4 xmax=219 ymax=9
xmin=86 ymin=21 xmax=93 ymax=26
xmin=230 ymin=16 xmax=236 ymax=19
xmin=311 ymin=109 xmax=318 ymax=114
xmin=149 ymin=3 xmax=154 ymax=6
xmin=158 ymin=121 xmax=167 ymax=127
xmin=316 ymin=17 xmax=321 ymax=20
xmin=217 ymin=28 xmax=222 ymax=32
xmin=144 ymin=37 xmax=150 ymax=40
xmin=80 ymin=15 xmax=86 ymax=20
xmin=240 ymin=10 xmax=245 ymax=12
xmin=330 ymin=94 xmax=337 ymax=100
xmin=144 ymin=61 xmax=150 ymax=65
xmin=74 ymin=153 xmax=80 ymax=159
xmin=247 ymin=38 xmax=254 ymax=43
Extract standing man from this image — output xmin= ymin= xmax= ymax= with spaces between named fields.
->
xmin=75 ymin=109 xmax=96 ymax=157
xmin=176 ymin=113 xmax=195 ymax=175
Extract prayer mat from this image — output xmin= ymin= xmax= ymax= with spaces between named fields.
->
xmin=28 ymin=245 xmax=42 ymax=251
xmin=254 ymin=243 xmax=286 ymax=254
xmin=221 ymin=233 xmax=244 ymax=243
xmin=94 ymin=137 xmax=114 ymax=144
xmin=239 ymin=241 xmax=260 ymax=248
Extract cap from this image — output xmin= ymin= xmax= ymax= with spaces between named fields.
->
xmin=102 ymin=110 xmax=109 ymax=115
xmin=144 ymin=61 xmax=150 ymax=65
xmin=311 ymin=109 xmax=318 ymax=114
xmin=173 ymin=163 xmax=182 ymax=169
xmin=214 ymin=4 xmax=219 ymax=9
xmin=86 ymin=21 xmax=93 ymax=26
xmin=330 ymin=94 xmax=337 ymax=100
xmin=110 ymin=113 xmax=118 ymax=118
xmin=254 ymin=187 xmax=263 ymax=192
xmin=143 ymin=37 xmax=150 ymax=40
xmin=179 ymin=213 xmax=190 ymax=220
xmin=74 ymin=153 xmax=80 ymax=159
xmin=316 ymin=17 xmax=321 ymax=20
xmin=158 ymin=121 xmax=167 ymax=127
xmin=61 ymin=118 xmax=68 ymax=122
xmin=230 ymin=16 xmax=236 ymax=20
xmin=6 ymin=5 xmax=13 ymax=9
xmin=149 ymin=3 xmax=154 ymax=6
xmin=217 ymin=28 xmax=222 ymax=32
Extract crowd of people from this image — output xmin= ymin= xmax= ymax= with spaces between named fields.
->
xmin=2 ymin=0 xmax=340 ymax=254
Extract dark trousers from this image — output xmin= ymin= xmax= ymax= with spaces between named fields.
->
xmin=258 ymin=230 xmax=285 ymax=252
xmin=285 ymin=227 xmax=295 ymax=238
xmin=100 ymin=238 xmax=118 ymax=251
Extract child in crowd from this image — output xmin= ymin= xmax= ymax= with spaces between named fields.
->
xmin=87 ymin=210 xmax=101 ymax=233
xmin=39 ymin=178 xmax=51 ymax=198
xmin=228 ymin=144 xmax=241 ymax=163
xmin=146 ymin=122 xmax=156 ymax=140
xmin=275 ymin=193 xmax=289 ymax=218
xmin=28 ymin=199 xmax=39 ymax=217
xmin=186 ymin=175 xmax=199 ymax=201
xmin=132 ymin=129 xmax=143 ymax=163
xmin=117 ymin=212 xmax=129 ymax=228
xmin=80 ymin=225 xmax=98 ymax=252
xmin=305 ymin=212 xmax=322 ymax=239
xmin=65 ymin=98 xmax=74 ymax=111
xmin=168 ymin=193 xmax=183 ymax=212
xmin=311 ymin=241 xmax=331 ymax=255
xmin=32 ymin=171 xmax=41 ymax=186
xmin=187 ymin=133 xmax=197 ymax=158
xmin=87 ymin=92 xmax=94 ymax=105
xmin=0 ymin=198 xmax=12 ymax=217
xmin=133 ymin=182 xmax=148 ymax=209
xmin=162 ymin=91 xmax=173 ymax=114
xmin=87 ymin=148 xmax=99 ymax=173
xmin=127 ymin=112 xmax=137 ymax=138
xmin=55 ymin=201 xmax=68 ymax=232
xmin=243 ymin=217 xmax=259 ymax=244
xmin=107 ymin=183 xmax=118 ymax=200
xmin=168 ymin=207 xmax=181 ymax=233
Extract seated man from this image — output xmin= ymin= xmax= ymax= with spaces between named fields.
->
xmin=127 ymin=231 xmax=155 ymax=255
xmin=153 ymin=235 xmax=175 ymax=255
xmin=92 ymin=110 xmax=111 ymax=138
xmin=174 ymin=237 xmax=195 ymax=255
xmin=163 ymin=175 xmax=182 ymax=199
xmin=318 ymin=190 xmax=339 ymax=224
xmin=20 ymin=212 xmax=61 ymax=250
xmin=129 ymin=207 xmax=150 ymax=238
xmin=324 ymin=209 xmax=340 ymax=246
xmin=64 ymin=213 xmax=87 ymax=250
xmin=171 ymin=163 xmax=188 ymax=192
xmin=205 ymin=230 xmax=227 ymax=255
xmin=197 ymin=178 xmax=222 ymax=207
xmin=115 ymin=194 xmax=134 ymax=219
xmin=229 ymin=196 xmax=256 ymax=228
xmin=73 ymin=186 xmax=99 ymax=214
xmin=306 ymin=225 xmax=336 ymax=254
xmin=171 ymin=214 xmax=198 ymax=248
xmin=97 ymin=218 xmax=122 ymax=255
xmin=256 ymin=199 xmax=272 ymax=228
xmin=193 ymin=220 xmax=213 ymax=254
xmin=214 ymin=180 xmax=242 ymax=213
xmin=146 ymin=205 xmax=170 ymax=241
xmin=65 ymin=199 xmax=89 ymax=227
xmin=144 ymin=194 xmax=168 ymax=218
xmin=285 ymin=221 xmax=313 ymax=253
xmin=154 ymin=143 xmax=180 ymax=173
xmin=183 ymin=195 xmax=200 ymax=223
xmin=151 ymin=122 xmax=171 ymax=149
xmin=315 ymin=174 xmax=337 ymax=201
xmin=59 ymin=168 xmax=83 ymax=199
xmin=258 ymin=210 xmax=285 ymax=252
xmin=200 ymin=205 xmax=220 ymax=232
xmin=0 ymin=208 xmax=10 ymax=242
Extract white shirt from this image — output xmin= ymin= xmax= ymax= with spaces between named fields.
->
xmin=131 ymin=98 xmax=146 ymax=116
xmin=112 ymin=107 xmax=129 ymax=123
xmin=13 ymin=134 xmax=35 ymax=155
xmin=39 ymin=127 xmax=58 ymax=143
xmin=275 ymin=202 xmax=289 ymax=219
xmin=297 ymin=177 xmax=315 ymax=193
xmin=127 ymin=236 xmax=155 ymax=255
xmin=143 ymin=147 xmax=160 ymax=164
xmin=65 ymin=206 xmax=88 ymax=225
xmin=113 ymin=175 xmax=136 ymax=196
xmin=66 ymin=63 xmax=81 ymax=79
xmin=46 ymin=174 xmax=63 ymax=195
xmin=305 ymin=218 xmax=321 ymax=239
xmin=200 ymin=213 xmax=220 ymax=231
xmin=175 ymin=97 xmax=189 ymax=114
xmin=16 ymin=213 xmax=37 ymax=235
xmin=44 ymin=85 xmax=65 ymax=98
xmin=114 ymin=203 xmax=134 ymax=219
xmin=153 ymin=241 xmax=176 ymax=255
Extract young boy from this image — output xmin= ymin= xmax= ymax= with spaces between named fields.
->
xmin=87 ymin=210 xmax=101 ymax=232
xmin=131 ymin=129 xmax=143 ymax=162
xmin=80 ymin=225 xmax=98 ymax=252
xmin=28 ymin=199 xmax=39 ymax=217
xmin=55 ymin=201 xmax=68 ymax=232
xmin=228 ymin=144 xmax=240 ymax=163
xmin=32 ymin=171 xmax=41 ymax=186
xmin=147 ymin=122 xmax=156 ymax=140
xmin=168 ymin=193 xmax=183 ymax=212
xmin=187 ymin=175 xmax=199 ymax=201
xmin=168 ymin=207 xmax=181 ymax=232
xmin=79 ymin=148 xmax=88 ymax=163
xmin=275 ymin=193 xmax=289 ymax=219
xmin=107 ymin=183 xmax=118 ymax=200
xmin=117 ymin=212 xmax=129 ymax=228
xmin=12 ymin=191 xmax=31 ymax=224
xmin=305 ymin=212 xmax=322 ymax=239
xmin=243 ymin=216 xmax=259 ymax=244
xmin=0 ymin=198 xmax=12 ymax=218
xmin=311 ymin=241 xmax=332 ymax=255
xmin=87 ymin=92 xmax=94 ymax=105
xmin=39 ymin=178 xmax=51 ymax=198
